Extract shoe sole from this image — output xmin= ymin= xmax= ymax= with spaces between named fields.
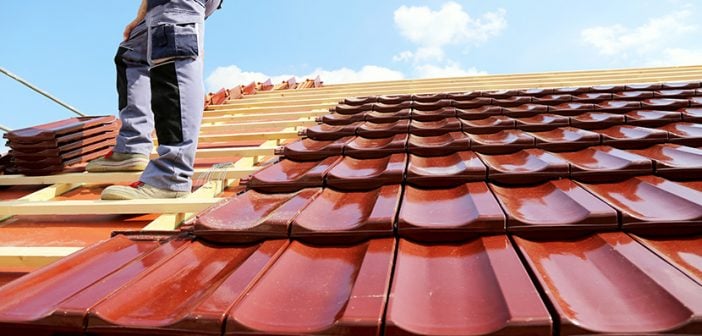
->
xmin=86 ymin=159 xmax=149 ymax=172
xmin=101 ymin=186 xmax=190 ymax=200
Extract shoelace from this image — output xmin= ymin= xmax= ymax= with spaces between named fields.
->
xmin=104 ymin=150 xmax=114 ymax=159
xmin=129 ymin=181 xmax=144 ymax=189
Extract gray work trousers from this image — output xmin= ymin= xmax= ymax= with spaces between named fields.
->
xmin=114 ymin=0 xmax=220 ymax=192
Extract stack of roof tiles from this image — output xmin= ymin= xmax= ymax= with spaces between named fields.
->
xmin=1 ymin=82 xmax=702 ymax=335
xmin=2 ymin=116 xmax=120 ymax=176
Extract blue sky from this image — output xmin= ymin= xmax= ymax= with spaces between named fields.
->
xmin=1 ymin=0 xmax=701 ymax=154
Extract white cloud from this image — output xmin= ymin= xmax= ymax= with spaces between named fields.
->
xmin=206 ymin=65 xmax=405 ymax=91
xmin=647 ymin=48 xmax=702 ymax=66
xmin=582 ymin=10 xmax=697 ymax=56
xmin=393 ymin=50 xmax=414 ymax=62
xmin=414 ymin=62 xmax=487 ymax=78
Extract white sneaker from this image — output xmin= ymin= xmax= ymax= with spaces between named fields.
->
xmin=101 ymin=181 xmax=190 ymax=200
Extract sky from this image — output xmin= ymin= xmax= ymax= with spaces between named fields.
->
xmin=1 ymin=0 xmax=701 ymax=154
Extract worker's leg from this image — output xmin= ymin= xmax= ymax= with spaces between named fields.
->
xmin=87 ymin=21 xmax=152 ymax=172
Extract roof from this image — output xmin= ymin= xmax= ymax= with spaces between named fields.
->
xmin=0 ymin=65 xmax=702 ymax=335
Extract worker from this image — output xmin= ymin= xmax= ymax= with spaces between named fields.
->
xmin=86 ymin=0 xmax=222 ymax=199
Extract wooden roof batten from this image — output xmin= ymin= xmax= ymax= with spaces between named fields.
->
xmin=0 ymin=64 xmax=700 ymax=268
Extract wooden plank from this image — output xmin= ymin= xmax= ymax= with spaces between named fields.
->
xmin=0 ymin=183 xmax=82 ymax=223
xmin=0 ymin=168 xmax=257 ymax=186
xmin=198 ymin=130 xmax=299 ymax=143
xmin=201 ymin=110 xmax=328 ymax=123
xmin=199 ymin=119 xmax=317 ymax=133
xmin=0 ymin=246 xmax=82 ymax=268
xmin=0 ymin=198 xmax=222 ymax=216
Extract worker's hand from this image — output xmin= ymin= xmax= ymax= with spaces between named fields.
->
xmin=124 ymin=0 xmax=148 ymax=41
xmin=123 ymin=20 xmax=140 ymax=41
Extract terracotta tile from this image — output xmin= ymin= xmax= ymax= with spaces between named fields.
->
xmin=555 ymin=145 xmax=653 ymax=182
xmin=659 ymin=122 xmax=702 ymax=147
xmin=302 ymin=123 xmax=360 ymax=141
xmin=277 ymin=136 xmax=353 ymax=161
xmin=613 ymin=90 xmax=655 ymax=100
xmin=479 ymin=148 xmax=569 ymax=184
xmin=15 ymin=146 xmax=112 ymax=176
xmin=344 ymin=134 xmax=408 ymax=159
xmin=461 ymin=116 xmax=515 ymax=134
xmin=291 ymin=185 xmax=401 ymax=243
xmin=626 ymin=83 xmax=662 ymax=90
xmin=452 ymin=97 xmax=494 ymax=109
xmin=594 ymin=100 xmax=642 ymax=112
xmin=515 ymin=232 xmax=702 ymax=335
xmin=655 ymin=89 xmax=698 ymax=98
xmin=455 ymin=105 xmax=504 ymax=120
xmin=513 ymin=114 xmax=569 ymax=131
xmin=7 ymin=125 xmax=118 ymax=150
xmin=533 ymin=94 xmax=573 ymax=105
xmin=641 ymin=98 xmax=690 ymax=110
xmin=519 ymin=88 xmax=555 ymax=96
xmin=572 ymin=92 xmax=613 ymax=103
xmin=398 ymin=183 xmax=505 ymax=240
xmin=11 ymin=137 xmax=116 ymax=161
xmin=632 ymin=234 xmax=702 ymax=285
xmin=625 ymin=110 xmax=682 ymax=127
xmin=579 ymin=176 xmax=702 ymax=234
xmin=597 ymin=125 xmax=669 ymax=149
xmin=246 ymin=156 xmax=340 ymax=193
xmin=226 ymin=239 xmax=395 ymax=336
xmin=554 ymin=87 xmax=590 ymax=95
xmin=365 ymin=109 xmax=411 ymax=123
xmin=377 ymin=95 xmax=411 ymax=104
xmin=373 ymin=101 xmax=412 ymax=113
xmin=356 ymin=120 xmax=410 ymax=139
xmin=531 ymin=127 xmax=601 ymax=152
xmin=482 ymin=89 xmax=521 ymax=98
xmin=412 ymin=99 xmax=453 ymax=110
xmin=409 ymin=118 xmax=462 ymax=136
xmin=5 ymin=116 xmax=117 ymax=142
xmin=343 ymin=97 xmax=377 ymax=106
xmin=469 ymin=130 xmax=535 ymax=154
xmin=87 ymin=239 xmax=288 ymax=336
xmin=410 ymin=106 xmax=456 ymax=122
xmin=407 ymin=132 xmax=471 ymax=156
xmin=690 ymin=96 xmax=702 ymax=107
xmin=550 ymin=102 xmax=595 ymax=116
xmin=662 ymin=81 xmax=701 ymax=90
xmin=591 ymin=84 xmax=625 ymax=92
xmin=630 ymin=144 xmax=702 ymax=179
xmin=503 ymin=103 xmax=550 ymax=118
xmin=386 ymin=237 xmax=551 ymax=335
xmin=333 ymin=103 xmax=372 ymax=115
xmin=411 ymin=93 xmax=448 ymax=102
xmin=406 ymin=151 xmax=486 ymax=188
xmin=326 ymin=153 xmax=407 ymax=190
xmin=569 ymin=112 xmax=626 ymax=130
xmin=319 ymin=112 xmax=365 ymax=126
xmin=194 ymin=189 xmax=321 ymax=243
xmin=681 ymin=107 xmax=702 ymax=123
xmin=493 ymin=96 xmax=533 ymax=107
xmin=445 ymin=91 xmax=481 ymax=100
xmin=491 ymin=179 xmax=618 ymax=233
xmin=0 ymin=235 xmax=160 ymax=334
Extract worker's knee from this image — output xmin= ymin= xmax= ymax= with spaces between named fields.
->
xmin=149 ymin=22 xmax=200 ymax=66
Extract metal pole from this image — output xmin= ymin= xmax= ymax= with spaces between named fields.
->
xmin=0 ymin=66 xmax=87 ymax=117
xmin=0 ymin=124 xmax=11 ymax=133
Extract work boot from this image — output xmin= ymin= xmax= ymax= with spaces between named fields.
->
xmin=86 ymin=151 xmax=149 ymax=172
xmin=101 ymin=181 xmax=190 ymax=200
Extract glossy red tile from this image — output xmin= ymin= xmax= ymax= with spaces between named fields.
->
xmin=412 ymin=99 xmax=453 ymax=110
xmin=398 ymin=183 xmax=505 ymax=241
xmin=410 ymin=106 xmax=456 ymax=122
xmin=591 ymin=84 xmax=625 ymax=92
xmin=659 ymin=122 xmax=702 ymax=147
xmin=411 ymin=93 xmax=448 ymax=102
xmin=655 ymin=89 xmax=698 ymax=98
xmin=277 ymin=136 xmax=353 ymax=161
xmin=194 ymin=189 xmax=320 ymax=243
xmin=290 ymin=185 xmax=401 ymax=243
xmin=662 ymin=81 xmax=701 ymax=90
xmin=469 ymin=130 xmax=535 ymax=154
xmin=534 ymin=94 xmax=573 ymax=105
xmin=594 ymin=100 xmax=642 ymax=112
xmin=513 ymin=114 xmax=569 ymax=132
xmin=572 ymin=92 xmax=613 ymax=103
xmin=690 ymin=96 xmax=702 ymax=107
xmin=4 ymin=116 xmax=117 ymax=142
xmin=326 ymin=153 xmax=406 ymax=190
xmin=614 ymin=90 xmax=655 ymax=100
xmin=7 ymin=125 xmax=118 ymax=151
xmin=245 ymin=156 xmax=340 ymax=193
xmin=479 ymin=148 xmax=569 ymax=184
xmin=407 ymin=132 xmax=470 ymax=156
xmin=87 ymin=239 xmax=288 ymax=336
xmin=226 ymin=239 xmax=395 ymax=336
xmin=555 ymin=145 xmax=653 ymax=182
xmin=452 ymin=97 xmax=494 ymax=109
xmin=445 ymin=91 xmax=480 ymax=100
xmin=356 ymin=120 xmax=410 ymax=138
xmin=681 ymin=107 xmax=702 ymax=123
xmin=554 ymin=86 xmax=590 ymax=95
xmin=519 ymin=88 xmax=555 ymax=96
xmin=365 ymin=109 xmax=411 ymax=123
xmin=630 ymin=144 xmax=702 ymax=179
xmin=569 ymin=112 xmax=626 ymax=130
xmin=0 ymin=235 xmax=160 ymax=335
xmin=406 ymin=151 xmax=486 ymax=188
xmin=373 ymin=101 xmax=412 ymax=113
xmin=409 ymin=118 xmax=462 ymax=136
xmin=461 ymin=116 xmax=515 ymax=135
xmin=515 ymin=232 xmax=702 ymax=335
xmin=344 ymin=134 xmax=408 ymax=159
xmin=580 ymin=176 xmax=702 ymax=234
xmin=625 ymin=110 xmax=682 ymax=127
xmin=531 ymin=127 xmax=601 ymax=152
xmin=302 ymin=123 xmax=360 ymax=140
xmin=319 ymin=111 xmax=366 ymax=125
xmin=378 ymin=95 xmax=411 ymax=104
xmin=456 ymin=105 xmax=504 ymax=120
xmin=549 ymin=102 xmax=594 ymax=116
xmin=482 ymin=89 xmax=521 ymax=98
xmin=491 ymin=179 xmax=618 ymax=233
xmin=503 ymin=103 xmax=550 ymax=118
xmin=626 ymin=83 xmax=662 ymax=90
xmin=641 ymin=98 xmax=690 ymax=110
xmin=386 ymin=237 xmax=550 ymax=336
xmin=632 ymin=234 xmax=702 ymax=285
xmin=493 ymin=96 xmax=533 ymax=107
xmin=597 ymin=125 xmax=669 ymax=149
xmin=343 ymin=97 xmax=377 ymax=106
xmin=333 ymin=103 xmax=372 ymax=115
